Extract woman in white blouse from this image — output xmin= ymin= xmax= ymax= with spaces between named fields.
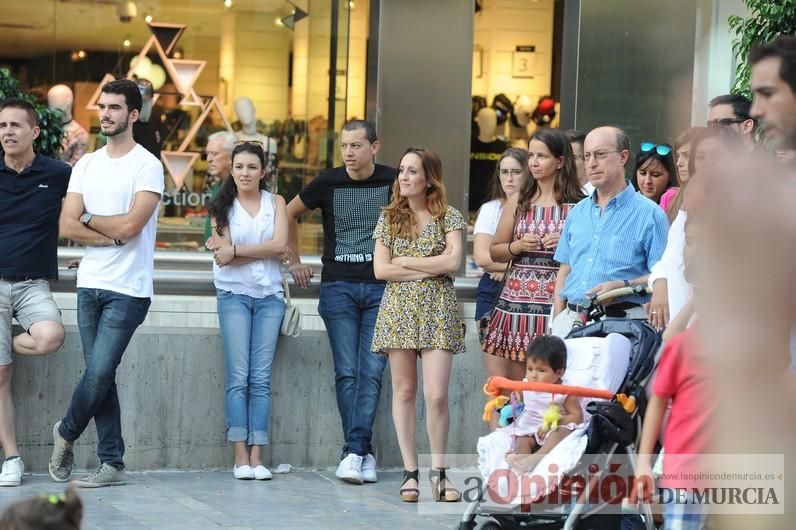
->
xmin=473 ymin=148 xmax=528 ymax=428
xmin=207 ymin=142 xmax=287 ymax=480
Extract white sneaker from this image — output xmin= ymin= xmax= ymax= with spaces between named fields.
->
xmin=253 ymin=465 xmax=272 ymax=480
xmin=233 ymin=464 xmax=254 ymax=480
xmin=0 ymin=457 xmax=23 ymax=487
xmin=361 ymin=454 xmax=378 ymax=483
xmin=335 ymin=453 xmax=363 ymax=484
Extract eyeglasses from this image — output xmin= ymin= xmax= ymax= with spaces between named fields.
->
xmin=640 ymin=142 xmax=673 ymax=156
xmin=234 ymin=140 xmax=264 ymax=147
xmin=707 ymin=117 xmax=746 ymax=127
xmin=499 ymin=168 xmax=524 ymax=176
xmin=583 ymin=150 xmax=620 ymax=162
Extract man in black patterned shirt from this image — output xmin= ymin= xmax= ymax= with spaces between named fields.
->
xmin=286 ymin=120 xmax=395 ymax=485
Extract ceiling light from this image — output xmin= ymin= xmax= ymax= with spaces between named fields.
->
xmin=224 ymin=0 xmax=233 ymax=8
xmin=117 ymin=1 xmax=137 ymax=23
xmin=123 ymin=38 xmax=131 ymax=48
xmin=145 ymin=13 xmax=153 ymax=23
xmin=346 ymin=1 xmax=355 ymax=9
xmin=274 ymin=17 xmax=284 ymax=27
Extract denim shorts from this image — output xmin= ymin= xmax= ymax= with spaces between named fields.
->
xmin=0 ymin=279 xmax=62 ymax=365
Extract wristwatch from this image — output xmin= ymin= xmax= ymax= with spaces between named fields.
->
xmin=80 ymin=213 xmax=93 ymax=226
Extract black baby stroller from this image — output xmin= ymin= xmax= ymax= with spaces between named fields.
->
xmin=459 ymin=286 xmax=662 ymax=530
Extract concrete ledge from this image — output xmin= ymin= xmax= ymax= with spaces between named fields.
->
xmin=13 ymin=294 xmax=489 ymax=471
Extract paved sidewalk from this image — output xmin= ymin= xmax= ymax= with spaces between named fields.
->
xmin=0 ymin=470 xmax=464 ymax=529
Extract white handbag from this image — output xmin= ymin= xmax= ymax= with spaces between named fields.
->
xmin=280 ymin=277 xmax=301 ymax=337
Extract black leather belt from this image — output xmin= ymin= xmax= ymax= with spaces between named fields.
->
xmin=0 ymin=276 xmax=40 ymax=282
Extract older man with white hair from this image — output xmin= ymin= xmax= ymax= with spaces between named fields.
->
xmin=551 ymin=126 xmax=669 ymax=336
xmin=204 ymin=131 xmax=236 ymax=242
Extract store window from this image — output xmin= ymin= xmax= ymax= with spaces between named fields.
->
xmin=465 ymin=0 xmax=560 ymax=275
xmin=0 ymin=0 xmax=367 ymax=256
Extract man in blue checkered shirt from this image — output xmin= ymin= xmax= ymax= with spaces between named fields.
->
xmin=551 ymin=126 xmax=668 ymax=337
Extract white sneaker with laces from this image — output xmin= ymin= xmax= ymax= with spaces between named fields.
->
xmin=335 ymin=453 xmax=363 ymax=484
xmin=361 ymin=454 xmax=378 ymax=483
xmin=0 ymin=457 xmax=24 ymax=487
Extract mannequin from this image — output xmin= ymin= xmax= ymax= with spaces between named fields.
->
xmin=509 ymin=95 xmax=534 ymax=147
xmin=132 ymin=78 xmax=162 ymax=158
xmin=233 ymin=97 xmax=278 ymax=184
xmin=47 ymin=84 xmax=89 ymax=166
xmin=233 ymin=97 xmax=278 ymax=153
xmin=470 ymin=107 xmax=508 ymax=212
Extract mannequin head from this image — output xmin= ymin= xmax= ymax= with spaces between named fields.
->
xmin=137 ymin=79 xmax=154 ymax=122
xmin=475 ymin=107 xmax=497 ymax=142
xmin=47 ymin=84 xmax=74 ymax=123
xmin=234 ymin=97 xmax=256 ymax=131
xmin=513 ymin=95 xmax=533 ymax=127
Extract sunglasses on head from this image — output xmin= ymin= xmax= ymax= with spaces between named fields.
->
xmin=640 ymin=142 xmax=672 ymax=156
xmin=234 ymin=140 xmax=264 ymax=147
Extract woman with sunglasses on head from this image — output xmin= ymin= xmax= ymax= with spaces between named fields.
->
xmin=206 ymin=142 xmax=288 ymax=481
xmin=482 ymin=129 xmax=583 ymax=392
xmin=647 ymin=127 xmax=743 ymax=331
xmin=631 ymin=142 xmax=680 ymax=213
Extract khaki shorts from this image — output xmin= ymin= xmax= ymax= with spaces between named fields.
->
xmin=0 ymin=279 xmax=62 ymax=366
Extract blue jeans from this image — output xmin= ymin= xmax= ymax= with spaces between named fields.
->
xmin=217 ymin=290 xmax=285 ymax=445
xmin=318 ymin=281 xmax=387 ymax=458
xmin=60 ymin=288 xmax=151 ymax=469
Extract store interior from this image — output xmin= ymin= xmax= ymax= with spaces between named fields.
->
xmin=1 ymin=0 xmax=560 ymax=264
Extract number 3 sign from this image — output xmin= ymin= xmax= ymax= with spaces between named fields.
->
xmin=512 ymin=45 xmax=536 ymax=78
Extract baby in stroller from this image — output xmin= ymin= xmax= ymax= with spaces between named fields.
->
xmin=491 ymin=336 xmax=589 ymax=475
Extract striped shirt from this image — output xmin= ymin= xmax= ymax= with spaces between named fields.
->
xmin=554 ymin=183 xmax=668 ymax=306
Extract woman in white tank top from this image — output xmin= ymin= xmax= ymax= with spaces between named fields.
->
xmin=206 ymin=142 xmax=287 ymax=480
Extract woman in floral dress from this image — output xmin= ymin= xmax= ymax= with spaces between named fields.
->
xmin=482 ymin=129 xmax=584 ymax=371
xmin=372 ymin=147 xmax=465 ymax=503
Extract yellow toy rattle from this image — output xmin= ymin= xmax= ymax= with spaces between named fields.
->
xmin=541 ymin=402 xmax=562 ymax=433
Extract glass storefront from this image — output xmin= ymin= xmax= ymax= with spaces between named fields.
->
xmin=1 ymin=0 xmax=368 ymax=257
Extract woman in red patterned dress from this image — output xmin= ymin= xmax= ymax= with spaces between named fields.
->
xmin=481 ymin=129 xmax=584 ymax=409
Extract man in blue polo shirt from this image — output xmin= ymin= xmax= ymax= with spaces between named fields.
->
xmin=0 ymin=97 xmax=71 ymax=486
xmin=551 ymin=126 xmax=668 ymax=337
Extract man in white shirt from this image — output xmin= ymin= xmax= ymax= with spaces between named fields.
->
xmin=49 ymin=79 xmax=164 ymax=488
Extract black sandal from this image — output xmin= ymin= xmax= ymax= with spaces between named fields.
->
xmin=400 ymin=469 xmax=419 ymax=502
xmin=429 ymin=468 xmax=461 ymax=502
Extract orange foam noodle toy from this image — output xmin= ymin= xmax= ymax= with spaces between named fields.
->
xmin=482 ymin=394 xmax=509 ymax=423
xmin=483 ymin=376 xmax=615 ymax=400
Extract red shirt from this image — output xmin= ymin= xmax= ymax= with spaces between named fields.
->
xmin=653 ymin=328 xmax=714 ymax=488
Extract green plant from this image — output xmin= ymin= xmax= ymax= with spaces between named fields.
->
xmin=729 ymin=0 xmax=796 ymax=98
xmin=0 ymin=67 xmax=64 ymax=158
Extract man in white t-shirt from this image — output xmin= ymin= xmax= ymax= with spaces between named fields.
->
xmin=49 ymin=79 xmax=164 ymax=488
